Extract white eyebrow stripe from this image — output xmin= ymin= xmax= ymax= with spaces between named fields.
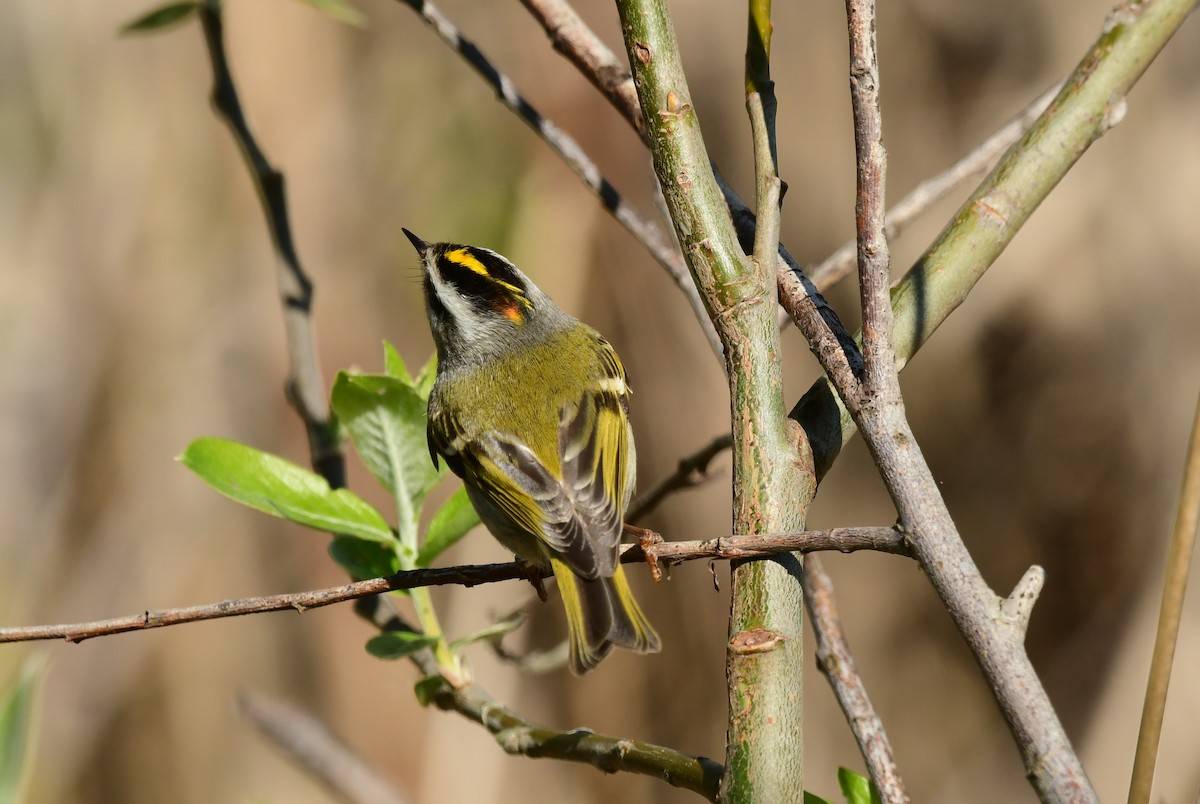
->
xmin=597 ymin=376 xmax=627 ymax=395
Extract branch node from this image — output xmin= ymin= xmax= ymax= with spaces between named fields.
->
xmin=1000 ymin=565 xmax=1045 ymax=638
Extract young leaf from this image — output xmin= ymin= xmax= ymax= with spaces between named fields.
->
xmin=448 ymin=612 xmax=524 ymax=654
xmin=804 ymin=793 xmax=832 ymax=804
xmin=296 ymin=0 xmax=366 ymax=27
xmin=366 ymin=632 xmax=439 ymax=660
xmin=414 ymin=353 xmax=438 ymax=400
xmin=0 ymin=657 xmax=46 ymax=804
xmin=329 ymin=536 xmax=401 ymax=582
xmin=413 ymin=675 xmax=450 ymax=707
xmin=837 ymin=767 xmax=880 ymax=804
xmin=416 ymin=486 xmax=480 ymax=567
xmin=330 ymin=373 xmax=441 ymax=515
xmin=382 ymin=341 xmax=411 ymax=384
xmin=120 ymin=1 xmax=200 ymax=34
xmin=179 ymin=437 xmax=394 ymax=544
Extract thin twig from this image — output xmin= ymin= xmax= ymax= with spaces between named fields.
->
xmin=627 ymin=433 xmax=732 ymax=521
xmin=806 ymin=82 xmax=1062 ymax=292
xmin=396 ymin=0 xmax=722 ymax=360
xmin=845 ymin=0 xmax=894 ymax=398
xmin=803 ymin=556 xmax=908 ymax=803
xmin=239 ymin=691 xmax=410 ymax=804
xmin=197 ymin=3 xmax=343 ymax=487
xmin=0 ymin=527 xmax=908 ymax=644
xmin=1128 ymin=390 xmax=1200 ymax=804
xmin=518 ymin=0 xmax=645 ymax=140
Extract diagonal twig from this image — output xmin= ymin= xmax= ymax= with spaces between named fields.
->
xmin=803 ymin=555 xmax=908 ymax=803
xmin=368 ymin=605 xmax=724 ymax=801
xmin=198 ymin=3 xmax=343 ymax=487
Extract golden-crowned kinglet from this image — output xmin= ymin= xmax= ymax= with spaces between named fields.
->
xmin=405 ymin=229 xmax=660 ymax=674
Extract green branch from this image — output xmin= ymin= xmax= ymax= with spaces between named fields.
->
xmin=616 ymin=1 xmax=813 ymax=800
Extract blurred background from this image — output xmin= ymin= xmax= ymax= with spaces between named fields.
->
xmin=2 ymin=0 xmax=1199 ymax=801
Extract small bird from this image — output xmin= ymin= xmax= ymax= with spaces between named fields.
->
xmin=405 ymin=229 xmax=660 ymax=674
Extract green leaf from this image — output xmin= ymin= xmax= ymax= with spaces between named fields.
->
xmin=120 ymin=2 xmax=200 ymax=34
xmin=416 ymin=487 xmax=480 ymax=567
xmin=179 ymin=437 xmax=394 ymax=544
xmin=413 ymin=675 xmax=450 ymax=707
xmin=803 ymin=793 xmax=832 ymax=804
xmin=366 ymin=632 xmax=438 ymax=660
xmin=0 ymin=657 xmax=46 ymax=804
xmin=329 ymin=536 xmax=401 ymax=582
xmin=449 ymin=612 xmax=524 ymax=653
xmin=414 ymin=353 xmax=438 ymax=400
xmin=382 ymin=341 xmax=411 ymax=383
xmin=330 ymin=373 xmax=441 ymax=521
xmin=837 ymin=767 xmax=880 ymax=804
xmin=296 ymin=0 xmax=365 ymax=27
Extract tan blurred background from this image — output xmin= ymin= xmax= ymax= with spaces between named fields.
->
xmin=2 ymin=0 xmax=1199 ymax=801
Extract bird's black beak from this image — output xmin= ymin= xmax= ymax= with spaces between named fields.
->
xmin=402 ymin=228 xmax=428 ymax=253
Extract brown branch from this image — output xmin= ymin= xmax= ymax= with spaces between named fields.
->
xmin=239 ymin=691 xmax=410 ymax=804
xmin=518 ymin=0 xmax=645 ymax=140
xmin=0 ymin=528 xmax=907 ymax=645
xmin=806 ymin=81 xmax=1062 ymax=292
xmin=804 ymin=556 xmax=908 ymax=803
xmin=197 ymin=5 xmax=343 ymax=487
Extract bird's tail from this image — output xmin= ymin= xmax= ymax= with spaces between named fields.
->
xmin=550 ymin=558 xmax=661 ymax=675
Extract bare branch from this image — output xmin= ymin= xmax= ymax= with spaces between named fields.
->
xmin=395 ymin=0 xmax=722 ymax=360
xmin=0 ymin=527 xmax=907 ymax=645
xmin=845 ymin=0 xmax=894 ymax=398
xmin=418 ymin=672 xmax=723 ymax=799
xmin=239 ymin=691 xmax=410 ymax=804
xmin=197 ymin=5 xmax=343 ymax=486
xmin=518 ymin=0 xmax=645 ymax=140
xmin=1128 ymin=391 xmax=1200 ymax=804
xmin=806 ymin=82 xmax=1062 ymax=291
xmin=804 ymin=556 xmax=908 ymax=803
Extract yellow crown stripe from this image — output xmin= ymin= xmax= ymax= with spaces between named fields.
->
xmin=445 ymin=248 xmax=491 ymax=277
xmin=445 ymin=248 xmax=533 ymax=309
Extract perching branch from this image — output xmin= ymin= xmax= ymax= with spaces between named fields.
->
xmin=1128 ymin=390 xmax=1200 ymax=804
xmin=0 ymin=528 xmax=908 ymax=645
xmin=803 ymin=556 xmax=908 ymax=803
xmin=394 ymin=0 xmax=722 ymax=361
xmin=197 ymin=2 xmax=343 ymax=487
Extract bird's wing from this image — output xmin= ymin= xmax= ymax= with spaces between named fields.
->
xmin=431 ymin=337 xmax=632 ymax=580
